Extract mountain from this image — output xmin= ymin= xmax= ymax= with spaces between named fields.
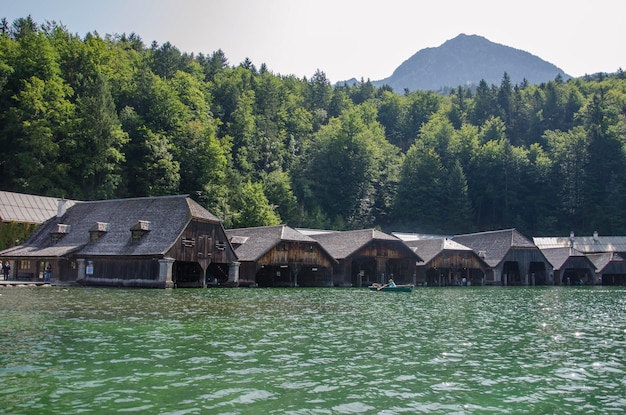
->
xmin=368 ymin=34 xmax=569 ymax=92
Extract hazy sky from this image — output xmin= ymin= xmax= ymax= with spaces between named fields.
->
xmin=2 ymin=0 xmax=625 ymax=83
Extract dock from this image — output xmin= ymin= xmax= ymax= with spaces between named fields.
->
xmin=0 ymin=280 xmax=62 ymax=288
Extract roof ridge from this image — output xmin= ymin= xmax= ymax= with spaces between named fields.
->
xmin=79 ymin=194 xmax=188 ymax=204
xmin=227 ymin=224 xmax=285 ymax=232
xmin=455 ymin=228 xmax=516 ymax=238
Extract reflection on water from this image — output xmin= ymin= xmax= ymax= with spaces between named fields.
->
xmin=1 ymin=286 xmax=625 ymax=414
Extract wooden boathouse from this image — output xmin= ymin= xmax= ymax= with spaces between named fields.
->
xmin=0 ymin=195 xmax=239 ymax=288
xmin=453 ymin=229 xmax=553 ymax=285
xmin=538 ymin=247 xmax=597 ymax=285
xmin=225 ymin=225 xmax=337 ymax=287
xmin=534 ymin=233 xmax=626 ymax=285
xmin=0 ymin=191 xmax=77 ymax=274
xmin=404 ymin=237 xmax=489 ymax=286
xmin=307 ymin=229 xmax=423 ymax=287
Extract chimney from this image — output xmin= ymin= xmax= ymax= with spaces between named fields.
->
xmin=57 ymin=198 xmax=68 ymax=217
xmin=593 ymin=231 xmax=599 ymax=242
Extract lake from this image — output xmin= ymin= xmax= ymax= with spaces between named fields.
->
xmin=1 ymin=286 xmax=625 ymax=414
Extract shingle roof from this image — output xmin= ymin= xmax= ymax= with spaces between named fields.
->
xmin=452 ymin=229 xmax=536 ymax=267
xmin=0 ymin=195 xmax=218 ymax=258
xmin=540 ymin=247 xmax=595 ymax=270
xmin=587 ymin=252 xmax=626 ymax=274
xmin=392 ymin=232 xmax=451 ymax=241
xmin=225 ymin=224 xmax=319 ymax=261
xmin=533 ymin=236 xmax=626 ymax=253
xmin=404 ymin=238 xmax=473 ymax=263
xmin=309 ymin=228 xmax=420 ymax=261
xmin=295 ymin=228 xmax=337 ymax=236
xmin=586 ymin=253 xmax=613 ymax=272
xmin=0 ymin=191 xmax=76 ymax=223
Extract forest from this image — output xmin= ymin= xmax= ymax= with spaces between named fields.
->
xmin=1 ymin=16 xmax=626 ymax=237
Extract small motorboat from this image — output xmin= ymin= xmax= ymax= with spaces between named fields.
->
xmin=368 ymin=284 xmax=414 ymax=292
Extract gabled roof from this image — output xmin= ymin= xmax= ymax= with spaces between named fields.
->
xmin=452 ymin=229 xmax=536 ymax=267
xmin=0 ymin=191 xmax=76 ymax=224
xmin=309 ymin=228 xmax=421 ymax=261
xmin=539 ymin=247 xmax=595 ymax=271
xmin=586 ymin=252 xmax=626 ymax=274
xmin=392 ymin=232 xmax=451 ymax=241
xmin=295 ymin=228 xmax=337 ymax=236
xmin=0 ymin=195 xmax=219 ymax=258
xmin=533 ymin=235 xmax=626 ymax=254
xmin=404 ymin=238 xmax=474 ymax=264
xmin=225 ymin=224 xmax=334 ymax=262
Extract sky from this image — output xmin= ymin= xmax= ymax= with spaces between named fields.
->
xmin=2 ymin=0 xmax=625 ymax=83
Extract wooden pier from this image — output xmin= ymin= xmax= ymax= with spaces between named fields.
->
xmin=0 ymin=280 xmax=58 ymax=288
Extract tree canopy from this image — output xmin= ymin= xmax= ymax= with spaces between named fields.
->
xmin=1 ymin=17 xmax=626 ymax=236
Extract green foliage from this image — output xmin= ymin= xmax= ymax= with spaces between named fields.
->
xmin=300 ymin=103 xmax=397 ymax=229
xmin=232 ymin=180 xmax=281 ymax=228
xmin=72 ymin=74 xmax=128 ymax=199
xmin=2 ymin=16 xmax=626 ymax=236
xmin=0 ymin=221 xmax=38 ymax=251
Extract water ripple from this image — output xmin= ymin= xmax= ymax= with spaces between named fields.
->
xmin=1 ymin=286 xmax=626 ymax=413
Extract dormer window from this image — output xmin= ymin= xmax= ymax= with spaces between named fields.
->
xmin=130 ymin=220 xmax=150 ymax=242
xmin=50 ymin=223 xmax=70 ymax=243
xmin=229 ymin=236 xmax=248 ymax=249
xmin=89 ymin=222 xmax=109 ymax=242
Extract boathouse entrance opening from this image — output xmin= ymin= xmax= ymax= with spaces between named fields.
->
xmin=602 ymin=274 xmax=626 ymax=285
xmin=256 ymin=265 xmax=293 ymax=287
xmin=528 ymin=261 xmax=548 ymax=285
xmin=173 ymin=261 xmax=230 ymax=287
xmin=502 ymin=261 xmax=522 ymax=285
xmin=206 ymin=262 xmax=229 ymax=285
xmin=385 ymin=259 xmax=412 ymax=285
xmin=424 ymin=267 xmax=486 ymax=286
xmin=298 ymin=266 xmax=332 ymax=287
xmin=173 ymin=261 xmax=203 ymax=287
xmin=351 ymin=258 xmax=377 ymax=287
xmin=599 ymin=259 xmax=626 ymax=285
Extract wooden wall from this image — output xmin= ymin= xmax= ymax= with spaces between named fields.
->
xmin=238 ymin=241 xmax=335 ymax=287
xmin=334 ymin=241 xmax=419 ymax=287
xmin=257 ymin=241 xmax=335 ymax=268
xmin=166 ymin=219 xmax=237 ymax=266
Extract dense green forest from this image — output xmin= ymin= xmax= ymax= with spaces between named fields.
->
xmin=1 ymin=17 xmax=625 ymax=236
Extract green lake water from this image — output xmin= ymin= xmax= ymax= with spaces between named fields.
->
xmin=1 ymin=286 xmax=625 ymax=414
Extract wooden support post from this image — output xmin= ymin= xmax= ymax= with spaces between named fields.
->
xmin=158 ymin=258 xmax=175 ymax=288
xmin=228 ymin=261 xmax=240 ymax=286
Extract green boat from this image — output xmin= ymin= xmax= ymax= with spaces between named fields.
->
xmin=368 ymin=284 xmax=414 ymax=292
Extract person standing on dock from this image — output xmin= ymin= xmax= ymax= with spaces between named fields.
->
xmin=2 ymin=261 xmax=10 ymax=280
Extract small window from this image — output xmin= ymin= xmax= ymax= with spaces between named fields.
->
xmin=130 ymin=220 xmax=150 ymax=242
xmin=89 ymin=222 xmax=109 ymax=242
xmin=50 ymin=223 xmax=70 ymax=243
xmin=181 ymin=238 xmax=195 ymax=248
xmin=131 ymin=231 xmax=143 ymax=242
